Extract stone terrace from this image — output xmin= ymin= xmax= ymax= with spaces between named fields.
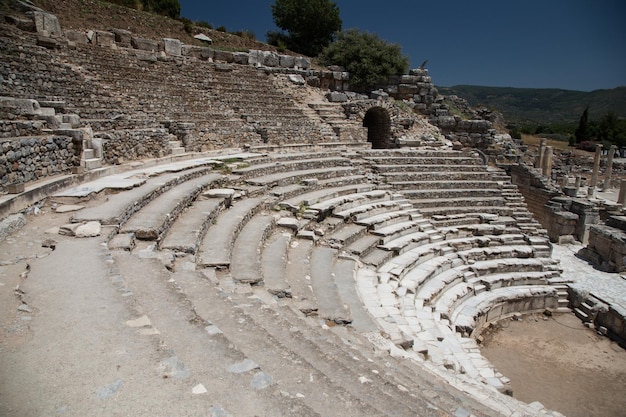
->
xmin=28 ymin=148 xmax=565 ymax=416
xmin=0 ymin=10 xmax=571 ymax=417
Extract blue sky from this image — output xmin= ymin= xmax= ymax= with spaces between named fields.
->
xmin=179 ymin=0 xmax=625 ymax=92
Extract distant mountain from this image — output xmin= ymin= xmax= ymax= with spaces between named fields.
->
xmin=437 ymin=85 xmax=626 ymax=126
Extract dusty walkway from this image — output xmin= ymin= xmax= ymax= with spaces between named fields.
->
xmin=481 ymin=312 xmax=626 ymax=417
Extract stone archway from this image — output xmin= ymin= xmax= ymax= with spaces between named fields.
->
xmin=363 ymin=106 xmax=391 ymax=149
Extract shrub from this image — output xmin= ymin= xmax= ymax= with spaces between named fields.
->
xmin=318 ymin=29 xmax=409 ymax=90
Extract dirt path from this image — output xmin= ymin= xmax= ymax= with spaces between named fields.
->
xmin=480 ymin=312 xmax=626 ymax=417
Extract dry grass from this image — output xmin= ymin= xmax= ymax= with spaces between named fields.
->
xmin=521 ymin=134 xmax=572 ymax=151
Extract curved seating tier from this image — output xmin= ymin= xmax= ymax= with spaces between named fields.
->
xmin=48 ymin=135 xmax=567 ymax=414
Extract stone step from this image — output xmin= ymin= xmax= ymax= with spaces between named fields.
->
xmin=70 ymin=166 xmax=214 ymax=224
xmin=196 ymin=197 xmax=265 ymax=268
xmin=82 ymin=148 xmax=96 ymax=159
xmin=121 ymin=175 xmax=219 ymax=240
xmin=231 ymin=213 xmax=276 ymax=284
xmin=261 ymin=231 xmax=292 ymax=298
xmin=246 ymin=166 xmax=359 ymax=188
xmin=309 ymin=247 xmax=351 ymax=324
xmin=346 ymin=234 xmax=381 ymax=257
xmin=83 ymin=157 xmax=102 ymax=170
xmin=284 ymin=238 xmax=318 ymax=316
xmin=160 ymin=197 xmax=225 ymax=253
xmin=573 ymin=307 xmax=590 ymax=322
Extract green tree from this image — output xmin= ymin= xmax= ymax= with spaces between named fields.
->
xmin=268 ymin=0 xmax=342 ymax=57
xmin=318 ymin=29 xmax=409 ymax=90
xmin=574 ymin=106 xmax=589 ymax=144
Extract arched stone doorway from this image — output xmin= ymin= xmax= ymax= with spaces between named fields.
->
xmin=363 ymin=107 xmax=391 ymax=149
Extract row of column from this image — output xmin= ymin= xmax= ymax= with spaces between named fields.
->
xmin=537 ymin=140 xmax=626 ymax=204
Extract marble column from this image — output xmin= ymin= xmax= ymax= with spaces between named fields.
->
xmin=536 ymin=138 xmax=547 ymax=169
xmin=541 ymin=146 xmax=553 ymax=178
xmin=589 ymin=144 xmax=603 ymax=197
xmin=604 ymin=145 xmax=617 ymax=190
xmin=619 ymin=180 xmax=626 ymax=206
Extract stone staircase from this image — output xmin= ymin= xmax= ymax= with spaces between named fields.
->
xmin=46 ymin=148 xmax=569 ymax=416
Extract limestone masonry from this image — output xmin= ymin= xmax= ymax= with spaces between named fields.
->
xmin=1 ymin=3 xmax=625 ymax=417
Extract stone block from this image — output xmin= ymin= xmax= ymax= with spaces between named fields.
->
xmin=162 ymin=38 xmax=182 ymax=56
xmin=0 ymin=97 xmax=41 ymax=116
xmin=95 ymin=31 xmax=115 ymax=47
xmin=112 ymin=29 xmax=132 ymax=47
xmin=398 ymin=84 xmax=419 ymax=95
xmin=262 ymin=52 xmax=280 ymax=67
xmin=288 ymin=74 xmax=305 ymax=85
xmin=213 ymin=50 xmax=234 ymax=63
xmin=26 ymin=11 xmax=61 ymax=35
xmin=65 ymin=29 xmax=88 ymax=44
xmin=409 ymin=68 xmax=428 ymax=76
xmin=294 ymin=56 xmax=311 ymax=69
xmin=131 ymin=36 xmax=158 ymax=52
xmin=279 ymin=54 xmax=295 ymax=68
xmin=6 ymin=183 xmax=25 ymax=194
xmin=326 ymin=91 xmax=348 ymax=103
xmin=233 ymin=52 xmax=248 ymax=65
xmin=401 ymin=75 xmax=420 ymax=84
xmin=182 ymin=45 xmax=212 ymax=60
xmin=247 ymin=50 xmax=262 ymax=66
xmin=37 ymin=36 xmax=60 ymax=49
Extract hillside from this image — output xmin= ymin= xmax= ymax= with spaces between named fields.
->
xmin=25 ymin=0 xmax=281 ymax=52
xmin=438 ymin=85 xmax=626 ymax=126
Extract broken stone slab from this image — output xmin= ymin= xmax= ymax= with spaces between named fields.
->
xmin=159 ymin=356 xmax=190 ymax=379
xmin=59 ymin=221 xmax=101 ymax=237
xmin=97 ymin=379 xmax=123 ymax=400
xmin=108 ymin=233 xmax=135 ymax=251
xmin=326 ymin=91 xmax=348 ymax=103
xmin=131 ymin=36 xmax=158 ymax=52
xmin=192 ymin=384 xmax=207 ymax=395
xmin=203 ymin=188 xmax=235 ymax=199
xmin=54 ymin=204 xmax=84 ymax=213
xmin=112 ymin=29 xmax=132 ymax=47
xmin=288 ymin=74 xmax=305 ymax=85
xmin=75 ymin=221 xmax=101 ymax=238
xmin=277 ymin=217 xmax=300 ymax=231
xmin=229 ymin=358 xmax=259 ymax=374
xmin=126 ymin=315 xmax=152 ymax=328
xmin=251 ymin=371 xmax=272 ymax=389
xmin=0 ymin=97 xmax=41 ymax=116
xmin=95 ymin=31 xmax=115 ymax=47
xmin=193 ymin=33 xmax=212 ymax=44
xmin=26 ymin=10 xmax=62 ymax=35
xmin=161 ymin=38 xmax=182 ymax=56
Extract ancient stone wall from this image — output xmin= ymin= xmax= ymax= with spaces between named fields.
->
xmin=98 ymin=128 xmax=170 ymax=165
xmin=509 ymin=164 xmax=561 ymax=236
xmin=0 ymin=135 xmax=80 ymax=186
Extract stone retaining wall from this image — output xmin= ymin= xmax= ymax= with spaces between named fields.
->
xmin=97 ymin=128 xmax=171 ymax=165
xmin=0 ymin=135 xmax=80 ymax=186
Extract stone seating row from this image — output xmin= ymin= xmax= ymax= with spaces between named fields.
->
xmin=51 ymin=145 xmax=559 ymax=396
xmin=0 ymin=27 xmax=344 ymax=151
xmin=45 ymin=147 xmax=566 ymax=411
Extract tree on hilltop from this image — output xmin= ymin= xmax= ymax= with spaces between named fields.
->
xmin=574 ymin=106 xmax=589 ymax=144
xmin=318 ymin=29 xmax=409 ymax=90
xmin=267 ymin=0 xmax=342 ymax=57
